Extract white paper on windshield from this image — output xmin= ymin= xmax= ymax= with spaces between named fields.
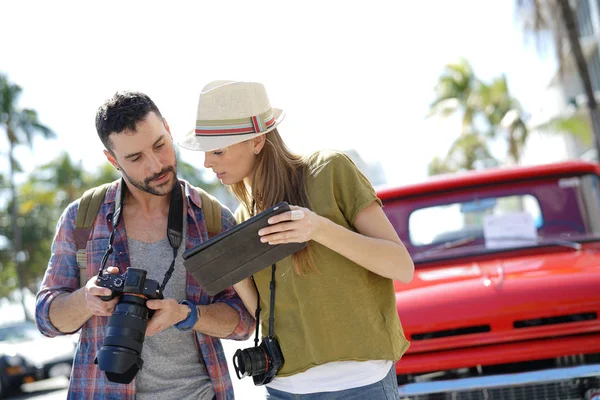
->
xmin=483 ymin=212 xmax=538 ymax=249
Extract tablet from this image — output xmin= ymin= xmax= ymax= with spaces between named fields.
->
xmin=182 ymin=202 xmax=308 ymax=295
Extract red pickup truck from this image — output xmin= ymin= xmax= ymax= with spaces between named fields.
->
xmin=378 ymin=160 xmax=600 ymax=400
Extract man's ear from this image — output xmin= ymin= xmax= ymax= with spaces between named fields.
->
xmin=163 ymin=118 xmax=172 ymax=139
xmin=103 ymin=149 xmax=120 ymax=170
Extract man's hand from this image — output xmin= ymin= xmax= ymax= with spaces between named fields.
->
xmin=84 ymin=266 xmax=119 ymax=317
xmin=145 ymin=298 xmax=190 ymax=336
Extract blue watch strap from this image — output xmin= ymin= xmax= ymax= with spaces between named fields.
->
xmin=174 ymin=300 xmax=198 ymax=331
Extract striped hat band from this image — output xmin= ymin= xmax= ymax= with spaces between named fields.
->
xmin=195 ymin=109 xmax=276 ymax=137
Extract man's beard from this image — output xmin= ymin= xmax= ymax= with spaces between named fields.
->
xmin=119 ymin=163 xmax=178 ymax=196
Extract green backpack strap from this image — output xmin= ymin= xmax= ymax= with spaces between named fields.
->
xmin=197 ymin=189 xmax=222 ymax=238
xmin=74 ymin=183 xmax=111 ymax=288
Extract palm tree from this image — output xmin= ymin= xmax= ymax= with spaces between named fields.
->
xmin=479 ymin=75 xmax=530 ymax=164
xmin=0 ymin=75 xmax=55 ymax=318
xmin=516 ymin=0 xmax=600 ymax=159
xmin=428 ymin=133 xmax=499 ymax=176
xmin=31 ymin=152 xmax=88 ymax=208
xmin=88 ymin=163 xmax=120 ymax=188
xmin=428 ymin=59 xmax=500 ymax=172
xmin=428 ymin=156 xmax=456 ymax=176
xmin=428 ymin=58 xmax=482 ymax=133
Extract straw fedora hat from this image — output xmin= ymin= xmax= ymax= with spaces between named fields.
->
xmin=178 ymin=80 xmax=285 ymax=152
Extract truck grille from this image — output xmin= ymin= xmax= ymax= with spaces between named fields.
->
xmin=412 ymin=325 xmax=491 ymax=341
xmin=514 ymin=312 xmax=597 ymax=329
xmin=401 ymin=376 xmax=600 ymax=400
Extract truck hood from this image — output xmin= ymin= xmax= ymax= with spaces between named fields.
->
xmin=396 ymin=244 xmax=600 ymax=354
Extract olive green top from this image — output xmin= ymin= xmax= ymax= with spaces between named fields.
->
xmin=235 ymin=150 xmax=410 ymax=377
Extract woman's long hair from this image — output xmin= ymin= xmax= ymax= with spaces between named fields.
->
xmin=229 ymin=129 xmax=316 ymax=275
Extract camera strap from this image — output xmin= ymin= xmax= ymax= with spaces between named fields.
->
xmin=251 ymin=263 xmax=277 ymax=347
xmin=97 ymin=179 xmax=184 ymax=293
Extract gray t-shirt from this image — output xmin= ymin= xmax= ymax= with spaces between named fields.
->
xmin=128 ymin=223 xmax=214 ymax=400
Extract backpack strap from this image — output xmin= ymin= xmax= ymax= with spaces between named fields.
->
xmin=197 ymin=189 xmax=222 ymax=238
xmin=74 ymin=183 xmax=111 ymax=288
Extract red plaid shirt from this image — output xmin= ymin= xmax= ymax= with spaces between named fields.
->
xmin=35 ymin=180 xmax=255 ymax=399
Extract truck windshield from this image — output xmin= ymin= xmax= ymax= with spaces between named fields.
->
xmin=382 ymin=174 xmax=600 ymax=263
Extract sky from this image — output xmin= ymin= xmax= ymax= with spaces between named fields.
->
xmin=0 ymin=0 xmax=557 ymax=189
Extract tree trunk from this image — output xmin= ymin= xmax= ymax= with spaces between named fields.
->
xmin=557 ymin=0 xmax=600 ymax=160
xmin=8 ymin=134 xmax=31 ymax=321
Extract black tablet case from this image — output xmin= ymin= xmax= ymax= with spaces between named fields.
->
xmin=182 ymin=202 xmax=307 ymax=295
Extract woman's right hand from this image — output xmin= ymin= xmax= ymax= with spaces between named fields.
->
xmin=84 ymin=266 xmax=120 ymax=317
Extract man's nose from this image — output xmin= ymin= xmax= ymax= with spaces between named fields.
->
xmin=148 ymin=153 xmax=164 ymax=173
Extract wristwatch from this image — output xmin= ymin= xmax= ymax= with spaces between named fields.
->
xmin=174 ymin=300 xmax=199 ymax=331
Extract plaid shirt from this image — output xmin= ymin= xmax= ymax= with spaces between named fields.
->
xmin=35 ymin=179 xmax=255 ymax=400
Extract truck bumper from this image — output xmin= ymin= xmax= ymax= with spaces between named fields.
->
xmin=398 ymin=363 xmax=600 ymax=398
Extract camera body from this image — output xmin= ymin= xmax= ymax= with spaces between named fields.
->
xmin=94 ymin=268 xmax=163 ymax=384
xmin=233 ymin=336 xmax=284 ymax=386
xmin=96 ymin=268 xmax=163 ymax=301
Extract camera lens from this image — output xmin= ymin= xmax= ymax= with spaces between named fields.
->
xmin=94 ymin=294 xmax=151 ymax=384
xmin=233 ymin=347 xmax=268 ymax=379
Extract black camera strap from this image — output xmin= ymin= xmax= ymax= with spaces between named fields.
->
xmin=97 ymin=179 xmax=184 ymax=293
xmin=251 ymin=263 xmax=277 ymax=347
xmin=160 ymin=181 xmax=184 ymax=292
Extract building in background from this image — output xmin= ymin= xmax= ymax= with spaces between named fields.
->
xmin=343 ymin=149 xmax=387 ymax=187
xmin=523 ymin=0 xmax=600 ymax=164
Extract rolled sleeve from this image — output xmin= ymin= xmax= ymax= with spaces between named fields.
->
xmin=35 ymin=201 xmax=80 ymax=337
xmin=213 ymin=287 xmax=256 ymax=340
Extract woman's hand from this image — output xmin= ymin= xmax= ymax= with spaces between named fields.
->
xmin=258 ymin=205 xmax=325 ymax=245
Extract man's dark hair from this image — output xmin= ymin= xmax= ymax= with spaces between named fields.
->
xmin=95 ymin=91 xmax=162 ymax=151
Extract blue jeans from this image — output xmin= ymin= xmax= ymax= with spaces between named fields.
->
xmin=265 ymin=365 xmax=400 ymax=400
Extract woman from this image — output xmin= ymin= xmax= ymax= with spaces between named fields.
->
xmin=179 ymin=80 xmax=414 ymax=399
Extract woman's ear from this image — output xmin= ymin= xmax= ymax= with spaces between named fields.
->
xmin=252 ymin=134 xmax=266 ymax=154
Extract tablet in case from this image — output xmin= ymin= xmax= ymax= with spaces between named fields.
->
xmin=182 ymin=202 xmax=308 ymax=296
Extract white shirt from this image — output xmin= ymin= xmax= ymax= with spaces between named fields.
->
xmin=267 ymin=360 xmax=393 ymax=394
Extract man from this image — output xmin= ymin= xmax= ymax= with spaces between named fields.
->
xmin=35 ymin=91 xmax=255 ymax=400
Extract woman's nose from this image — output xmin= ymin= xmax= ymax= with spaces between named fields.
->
xmin=204 ymin=153 xmax=213 ymax=169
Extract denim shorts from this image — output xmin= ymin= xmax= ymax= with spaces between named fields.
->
xmin=265 ymin=365 xmax=400 ymax=400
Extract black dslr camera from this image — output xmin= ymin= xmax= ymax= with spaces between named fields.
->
xmin=233 ymin=264 xmax=285 ymax=385
xmin=233 ymin=336 xmax=284 ymax=385
xmin=94 ymin=268 xmax=163 ymax=384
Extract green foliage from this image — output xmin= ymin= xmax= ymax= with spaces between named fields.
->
xmin=428 ymin=59 xmax=530 ymax=174
xmin=88 ymin=163 xmax=120 ymax=187
xmin=428 ymin=58 xmax=481 ymax=132
xmin=428 ymin=157 xmax=456 ymax=176
xmin=1 ymin=74 xmax=55 ymax=310
xmin=533 ymin=113 xmax=592 ymax=146
xmin=0 ymin=262 xmax=18 ymax=298
xmin=428 ymin=133 xmax=500 ymax=175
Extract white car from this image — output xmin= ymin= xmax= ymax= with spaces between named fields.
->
xmin=0 ymin=321 xmax=76 ymax=381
